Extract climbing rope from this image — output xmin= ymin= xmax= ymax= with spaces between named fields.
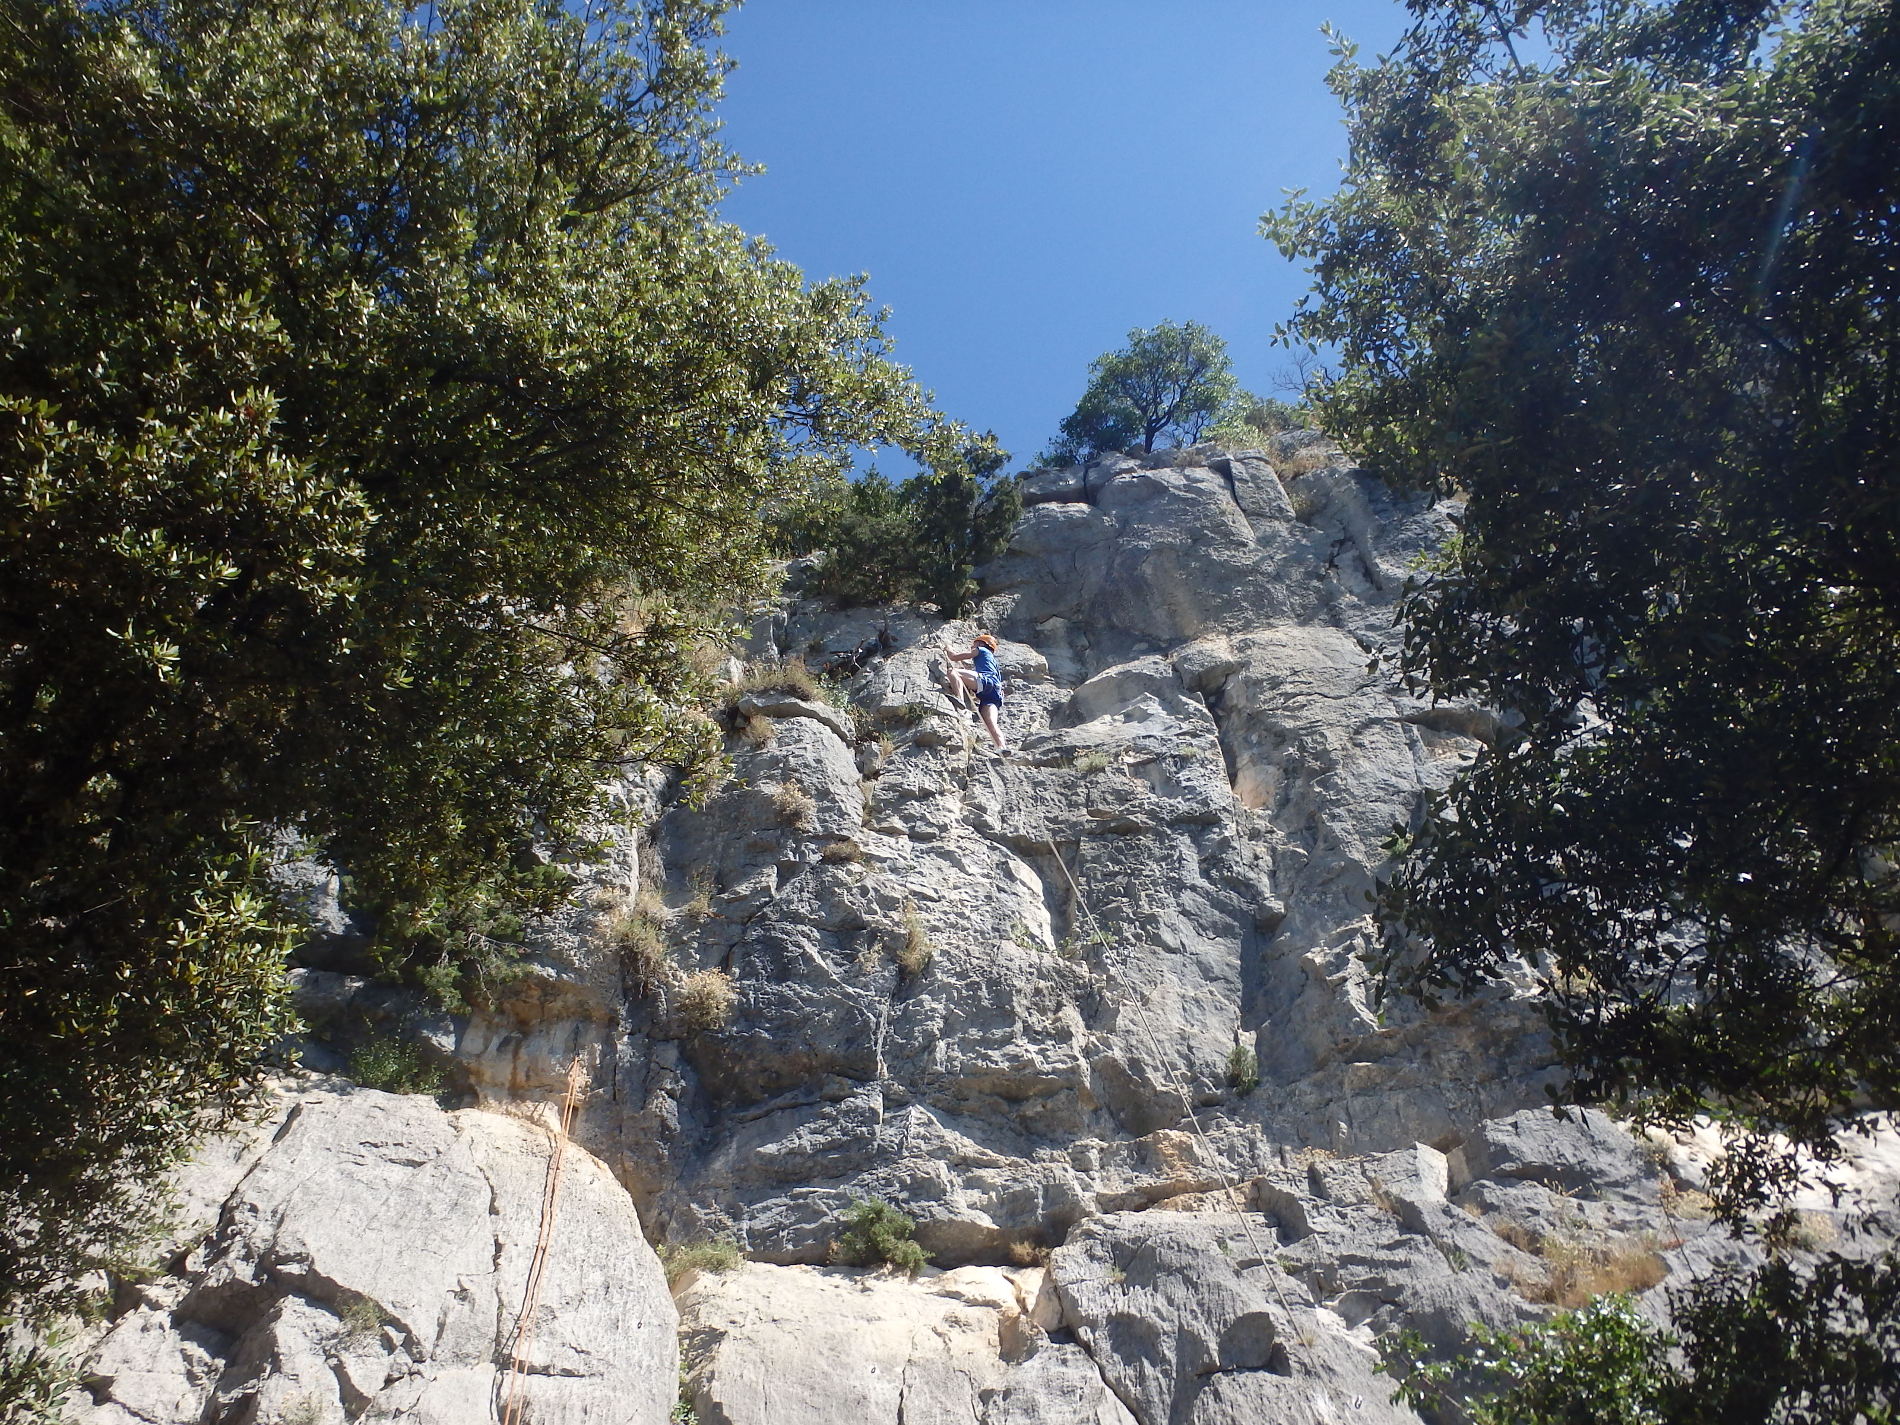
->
xmin=499 ymin=1056 xmax=589 ymax=1425
xmin=1043 ymin=837 xmax=1308 ymax=1335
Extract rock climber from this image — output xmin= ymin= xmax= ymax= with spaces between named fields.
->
xmin=943 ymin=632 xmax=1008 ymax=751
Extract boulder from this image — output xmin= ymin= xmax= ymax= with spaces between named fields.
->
xmin=80 ymin=1086 xmax=676 ymax=1425
xmin=677 ymin=1261 xmax=1134 ymax=1425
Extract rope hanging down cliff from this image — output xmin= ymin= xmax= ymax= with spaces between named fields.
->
xmin=498 ymin=1056 xmax=589 ymax=1425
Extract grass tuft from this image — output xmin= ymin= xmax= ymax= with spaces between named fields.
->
xmin=772 ymin=779 xmax=815 ymax=829
xmin=338 ymin=1296 xmax=389 ymax=1343
xmin=821 ymin=839 xmax=865 ymax=865
xmin=727 ymin=659 xmax=823 ymax=705
xmin=895 ymin=903 xmax=933 ymax=977
xmin=678 ymin=969 xmax=736 ymax=1033
xmin=659 ymin=1237 xmax=744 ymax=1286
xmin=1498 ymin=1227 xmax=1669 ymax=1308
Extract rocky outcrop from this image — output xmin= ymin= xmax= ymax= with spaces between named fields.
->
xmin=539 ymin=447 xmax=1560 ymax=1267
xmin=79 ymin=1085 xmax=676 ymax=1425
xmin=676 ymin=1260 xmax=1121 ymax=1425
xmin=86 ymin=442 xmax=1900 ymax=1422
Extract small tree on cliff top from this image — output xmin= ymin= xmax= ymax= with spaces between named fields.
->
xmin=778 ymin=434 xmax=1020 ymax=617
xmin=1044 ymin=320 xmax=1239 ymax=462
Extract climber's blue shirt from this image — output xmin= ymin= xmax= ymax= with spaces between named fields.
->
xmin=971 ymin=646 xmax=1004 ymax=708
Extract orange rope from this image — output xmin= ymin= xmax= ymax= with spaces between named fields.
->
xmin=499 ymin=1057 xmax=588 ymax=1425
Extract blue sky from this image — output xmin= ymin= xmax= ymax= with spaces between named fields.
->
xmin=713 ymin=1 xmax=1413 ymax=471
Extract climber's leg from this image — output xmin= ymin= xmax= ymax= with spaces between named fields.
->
xmin=976 ymin=688 xmax=1006 ymax=750
xmin=944 ymin=665 xmax=978 ymax=707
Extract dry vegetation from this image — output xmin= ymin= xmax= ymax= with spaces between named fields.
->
xmin=736 ymin=710 xmax=775 ymax=746
xmin=772 ymin=779 xmax=815 ymax=829
xmin=820 ymin=839 xmax=864 ymax=865
xmin=1006 ymin=1240 xmax=1053 ymax=1267
xmin=1274 ymin=439 xmax=1342 ymax=478
xmin=679 ymin=869 xmax=715 ymax=920
xmin=895 ymin=903 xmax=933 ymax=977
xmin=678 ymin=969 xmax=736 ymax=1032
xmin=603 ymin=897 xmax=670 ymax=990
xmin=1493 ymin=1223 xmax=1669 ymax=1308
xmin=877 ymin=703 xmax=935 ymax=729
xmin=726 ymin=659 xmax=824 ymax=706
xmin=1658 ymin=1176 xmax=1715 ymax=1222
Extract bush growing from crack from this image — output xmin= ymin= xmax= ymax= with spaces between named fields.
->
xmin=833 ymin=1198 xmax=928 ymax=1277
xmin=346 ymin=1035 xmax=444 ymax=1096
xmin=677 ymin=969 xmax=736 ymax=1033
xmin=1227 ymin=1043 xmax=1260 ymax=1096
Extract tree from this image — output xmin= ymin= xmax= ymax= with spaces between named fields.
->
xmin=1268 ymin=0 xmax=1900 ymax=1211
xmin=1043 ymin=320 xmax=1238 ymax=461
xmin=775 ymin=470 xmax=920 ymax=607
xmin=1206 ymin=391 xmax=1311 ymax=448
xmin=903 ymin=435 xmax=1022 ymax=617
xmin=778 ymin=434 xmax=1021 ymax=617
xmin=0 ymin=0 xmax=936 ymax=1317
xmin=1387 ymin=1254 xmax=1900 ymax=1425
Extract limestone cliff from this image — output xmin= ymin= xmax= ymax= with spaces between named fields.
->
xmin=79 ymin=440 xmax=1900 ymax=1424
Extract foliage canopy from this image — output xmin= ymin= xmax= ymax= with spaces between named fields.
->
xmin=0 ymin=0 xmax=936 ymax=1315
xmin=1042 ymin=320 xmax=1238 ymax=462
xmin=1387 ymin=1253 xmax=1900 ymax=1425
xmin=776 ymin=436 xmax=1021 ymax=617
xmin=1270 ymin=0 xmax=1900 ymax=1210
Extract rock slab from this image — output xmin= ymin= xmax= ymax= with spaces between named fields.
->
xmin=81 ymin=1085 xmax=677 ymax=1425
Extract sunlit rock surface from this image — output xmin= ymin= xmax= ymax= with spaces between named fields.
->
xmin=83 ymin=443 xmax=1900 ymax=1424
xmin=79 ymin=1086 xmax=676 ymax=1425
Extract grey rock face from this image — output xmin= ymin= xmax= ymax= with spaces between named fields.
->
xmin=560 ymin=449 xmax=1559 ymax=1267
xmin=677 ymin=1261 xmax=1133 ymax=1425
xmin=1052 ymin=1212 xmax=1415 ymax=1425
xmin=93 ymin=444 xmax=1897 ymax=1424
xmin=80 ymin=1086 xmax=677 ymax=1425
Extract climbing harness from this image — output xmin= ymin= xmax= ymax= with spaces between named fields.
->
xmin=498 ymin=1057 xmax=588 ymax=1425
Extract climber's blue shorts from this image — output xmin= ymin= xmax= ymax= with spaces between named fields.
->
xmin=976 ymin=673 xmax=1004 ymax=708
